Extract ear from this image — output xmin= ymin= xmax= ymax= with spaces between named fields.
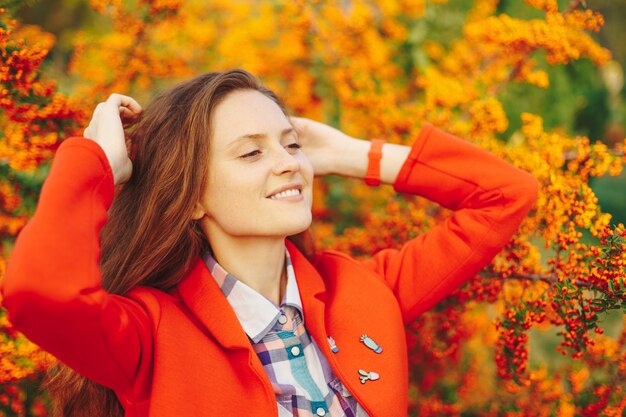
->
xmin=191 ymin=202 xmax=207 ymax=220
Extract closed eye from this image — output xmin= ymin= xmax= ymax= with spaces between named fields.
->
xmin=240 ymin=150 xmax=261 ymax=158
xmin=240 ymin=143 xmax=300 ymax=159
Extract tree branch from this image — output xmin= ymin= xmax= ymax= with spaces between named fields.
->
xmin=566 ymin=0 xmax=587 ymax=14
xmin=482 ymin=271 xmax=592 ymax=288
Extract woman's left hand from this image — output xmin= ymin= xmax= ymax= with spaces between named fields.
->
xmin=290 ymin=116 xmax=355 ymax=176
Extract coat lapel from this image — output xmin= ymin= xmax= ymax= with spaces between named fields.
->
xmin=286 ymin=242 xmax=380 ymax=415
xmin=174 ymin=242 xmax=402 ymax=416
xmin=175 ymin=243 xmax=330 ymax=352
xmin=176 ymin=243 xmax=329 ymax=351
xmin=175 ymin=256 xmax=252 ymax=350
xmin=312 ymin=251 xmax=409 ymax=417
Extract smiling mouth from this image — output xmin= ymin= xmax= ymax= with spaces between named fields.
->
xmin=269 ymin=188 xmax=302 ymax=200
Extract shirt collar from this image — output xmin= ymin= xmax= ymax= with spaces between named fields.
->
xmin=202 ymin=245 xmax=304 ymax=343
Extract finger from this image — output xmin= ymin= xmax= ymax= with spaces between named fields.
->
xmin=119 ymin=106 xmax=139 ymax=119
xmin=86 ymin=103 xmax=105 ymax=132
xmin=290 ymin=116 xmax=303 ymax=129
xmin=91 ymin=102 xmax=105 ymax=119
xmin=83 ymin=126 xmax=91 ymax=139
xmin=107 ymin=93 xmax=142 ymax=114
xmin=290 ymin=118 xmax=308 ymax=136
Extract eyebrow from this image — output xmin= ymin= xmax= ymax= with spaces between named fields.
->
xmin=227 ymin=127 xmax=296 ymax=149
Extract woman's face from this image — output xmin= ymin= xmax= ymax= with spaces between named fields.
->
xmin=192 ymin=89 xmax=314 ymax=240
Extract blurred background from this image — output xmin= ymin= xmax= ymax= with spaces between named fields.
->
xmin=13 ymin=0 xmax=626 ymax=225
xmin=1 ymin=1 xmax=625 ymax=416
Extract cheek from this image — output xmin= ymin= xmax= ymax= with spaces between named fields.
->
xmin=206 ymin=181 xmax=253 ymax=211
xmin=204 ymin=170 xmax=250 ymax=218
xmin=207 ymin=163 xmax=269 ymax=206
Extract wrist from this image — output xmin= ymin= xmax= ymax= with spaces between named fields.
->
xmin=364 ymin=138 xmax=385 ymax=186
xmin=328 ymin=135 xmax=410 ymax=185
xmin=332 ymin=136 xmax=370 ymax=178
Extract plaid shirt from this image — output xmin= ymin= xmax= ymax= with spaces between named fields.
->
xmin=202 ymin=246 xmax=369 ymax=417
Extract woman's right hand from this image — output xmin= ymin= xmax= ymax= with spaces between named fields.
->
xmin=83 ymin=94 xmax=142 ymax=185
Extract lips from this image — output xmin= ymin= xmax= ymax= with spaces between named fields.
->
xmin=267 ymin=183 xmax=303 ymax=199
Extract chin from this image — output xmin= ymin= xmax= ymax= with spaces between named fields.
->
xmin=284 ymin=215 xmax=312 ymax=236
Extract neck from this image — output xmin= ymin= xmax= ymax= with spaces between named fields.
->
xmin=207 ymin=234 xmax=287 ymax=306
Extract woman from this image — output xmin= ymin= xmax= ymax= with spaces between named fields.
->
xmin=1 ymin=69 xmax=538 ymax=417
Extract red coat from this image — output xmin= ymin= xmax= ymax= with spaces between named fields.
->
xmin=1 ymin=123 xmax=538 ymax=417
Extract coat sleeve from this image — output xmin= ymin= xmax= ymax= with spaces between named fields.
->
xmin=0 ymin=138 xmax=153 ymax=397
xmin=361 ymin=123 xmax=539 ymax=324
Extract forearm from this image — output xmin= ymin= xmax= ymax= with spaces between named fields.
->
xmin=1 ymin=138 xmax=150 ymax=391
xmin=2 ymin=138 xmax=114 ymax=304
xmin=331 ymin=137 xmax=411 ymax=184
xmin=360 ymin=123 xmax=539 ymax=322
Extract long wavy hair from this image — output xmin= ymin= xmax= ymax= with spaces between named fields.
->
xmin=44 ymin=69 xmax=315 ymax=417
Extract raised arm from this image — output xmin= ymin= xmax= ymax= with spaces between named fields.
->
xmin=293 ymin=118 xmax=539 ymax=324
xmin=0 ymin=95 xmax=153 ymax=396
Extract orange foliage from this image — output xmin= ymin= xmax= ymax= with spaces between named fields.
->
xmin=1 ymin=0 xmax=625 ymax=415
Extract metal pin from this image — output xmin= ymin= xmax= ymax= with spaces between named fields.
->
xmin=360 ymin=334 xmax=383 ymax=353
xmin=358 ymin=369 xmax=380 ymax=384
xmin=328 ymin=336 xmax=339 ymax=353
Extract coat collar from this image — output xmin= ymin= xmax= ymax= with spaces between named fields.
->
xmin=175 ymin=240 xmax=327 ymax=351
xmin=201 ymin=247 xmax=304 ymax=343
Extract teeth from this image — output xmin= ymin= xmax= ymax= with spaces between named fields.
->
xmin=270 ymin=188 xmax=300 ymax=199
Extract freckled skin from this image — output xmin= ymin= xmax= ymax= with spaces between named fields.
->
xmin=192 ymin=90 xmax=314 ymax=241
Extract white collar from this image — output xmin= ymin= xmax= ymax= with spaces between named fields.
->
xmin=202 ymin=245 xmax=304 ymax=343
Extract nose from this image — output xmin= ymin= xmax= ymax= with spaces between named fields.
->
xmin=271 ymin=145 xmax=299 ymax=175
